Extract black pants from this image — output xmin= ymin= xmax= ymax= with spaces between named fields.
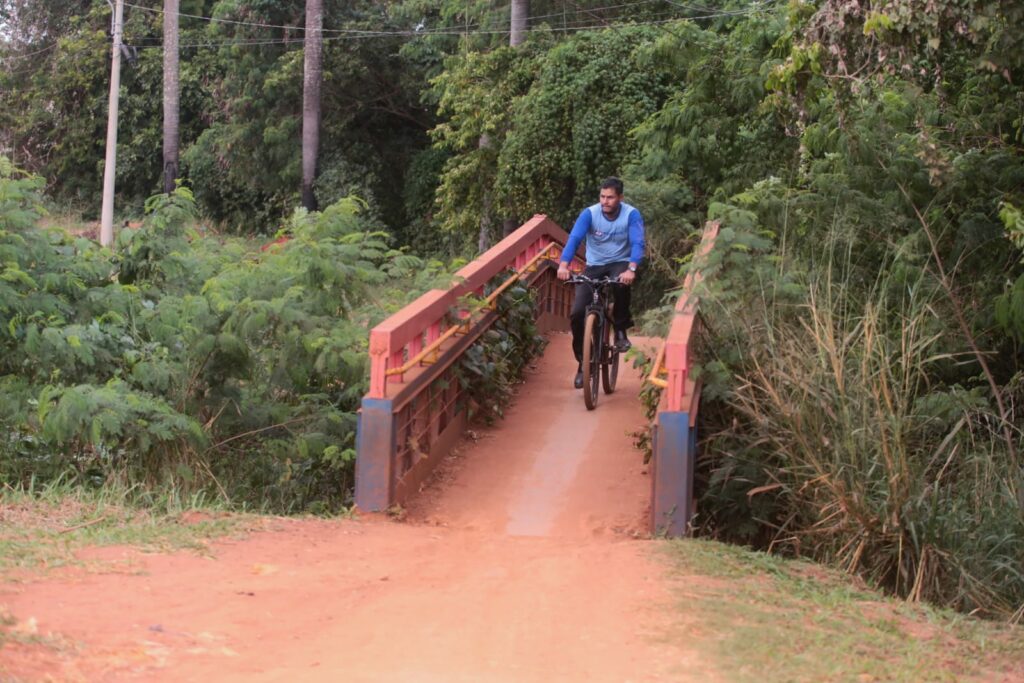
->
xmin=570 ymin=262 xmax=634 ymax=363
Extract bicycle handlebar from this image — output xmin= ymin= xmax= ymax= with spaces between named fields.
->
xmin=563 ymin=274 xmax=627 ymax=286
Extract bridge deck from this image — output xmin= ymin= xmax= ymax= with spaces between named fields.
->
xmin=406 ymin=332 xmax=654 ymax=539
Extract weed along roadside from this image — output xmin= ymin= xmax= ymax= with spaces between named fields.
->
xmin=659 ymin=539 xmax=1024 ymax=682
xmin=688 ymin=209 xmax=1024 ymax=621
xmin=0 ymin=481 xmax=254 ymax=577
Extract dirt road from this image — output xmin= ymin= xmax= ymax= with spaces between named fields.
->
xmin=1 ymin=334 xmax=713 ymax=682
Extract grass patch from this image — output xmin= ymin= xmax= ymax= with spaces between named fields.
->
xmin=662 ymin=538 xmax=1024 ymax=682
xmin=0 ymin=478 xmax=255 ymax=578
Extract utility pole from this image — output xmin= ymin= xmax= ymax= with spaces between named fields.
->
xmin=100 ymin=0 xmax=124 ymax=247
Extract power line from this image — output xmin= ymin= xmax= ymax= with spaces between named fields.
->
xmin=122 ymin=0 xmax=771 ymax=37
xmin=5 ymin=1 xmax=777 ymax=58
xmin=0 ymin=41 xmax=59 ymax=62
xmin=130 ymin=37 xmax=304 ymax=48
xmin=123 ymin=1 xmax=433 ymax=35
xmin=125 ymin=8 xmax=707 ymax=48
xmin=661 ymin=0 xmax=720 ymax=11
xmin=526 ymin=0 xmax=663 ymax=22
xmin=661 ymin=0 xmax=766 ymax=14
xmin=123 ymin=1 xmax=308 ymax=33
xmin=129 ymin=20 xmax=758 ymax=50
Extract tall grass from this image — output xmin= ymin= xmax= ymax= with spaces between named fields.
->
xmin=697 ymin=224 xmax=1024 ymax=620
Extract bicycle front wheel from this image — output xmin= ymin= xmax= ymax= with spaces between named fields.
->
xmin=602 ymin=333 xmax=619 ymax=394
xmin=582 ymin=311 xmax=601 ymax=410
xmin=602 ymin=301 xmax=618 ymax=393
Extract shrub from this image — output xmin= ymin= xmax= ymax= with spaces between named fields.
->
xmin=694 ymin=203 xmax=1024 ymax=619
xmin=0 ymin=157 xmax=456 ymax=513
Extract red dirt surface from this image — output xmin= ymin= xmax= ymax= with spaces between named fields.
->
xmin=0 ymin=334 xmax=715 ymax=682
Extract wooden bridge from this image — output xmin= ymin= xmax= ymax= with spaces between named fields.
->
xmin=356 ymin=215 xmax=719 ymax=537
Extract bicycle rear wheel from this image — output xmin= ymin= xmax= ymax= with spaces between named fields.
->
xmin=582 ymin=311 xmax=601 ymax=410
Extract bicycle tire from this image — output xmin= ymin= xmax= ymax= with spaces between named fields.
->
xmin=602 ymin=332 xmax=619 ymax=394
xmin=582 ymin=311 xmax=601 ymax=410
xmin=602 ymin=301 xmax=618 ymax=394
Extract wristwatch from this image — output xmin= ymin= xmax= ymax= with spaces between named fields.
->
xmin=628 ymin=264 xmax=637 ymax=272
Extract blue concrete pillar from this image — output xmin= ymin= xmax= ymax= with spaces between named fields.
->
xmin=651 ymin=410 xmax=693 ymax=537
xmin=355 ymin=397 xmax=396 ymax=511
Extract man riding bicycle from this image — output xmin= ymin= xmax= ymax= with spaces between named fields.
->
xmin=557 ymin=177 xmax=646 ymax=389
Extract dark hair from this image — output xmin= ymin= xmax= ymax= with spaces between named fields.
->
xmin=600 ymin=177 xmax=624 ymax=195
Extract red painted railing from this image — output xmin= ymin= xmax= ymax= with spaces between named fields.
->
xmin=648 ymin=221 xmax=720 ymax=409
xmin=665 ymin=220 xmax=719 ymax=411
xmin=356 ymin=215 xmax=584 ymax=510
xmin=647 ymin=220 xmax=720 ymax=536
xmin=367 ymin=214 xmax=583 ymax=399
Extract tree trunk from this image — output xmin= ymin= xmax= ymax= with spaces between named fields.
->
xmin=478 ymin=0 xmax=528 ymax=252
xmin=478 ymin=133 xmax=494 ymax=252
xmin=301 ymin=0 xmax=323 ymax=212
xmin=500 ymin=0 xmax=528 ymax=239
xmin=502 ymin=217 xmax=519 ymax=237
xmin=162 ymin=0 xmax=179 ymax=194
xmin=510 ymin=0 xmax=529 ymax=46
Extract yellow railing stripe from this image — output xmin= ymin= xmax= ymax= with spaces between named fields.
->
xmin=385 ymin=242 xmax=559 ymax=377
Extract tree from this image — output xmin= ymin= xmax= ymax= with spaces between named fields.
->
xmin=477 ymin=0 xmax=530 ymax=250
xmin=162 ymin=0 xmax=179 ymax=194
xmin=502 ymin=0 xmax=528 ymax=237
xmin=301 ymin=0 xmax=323 ymax=211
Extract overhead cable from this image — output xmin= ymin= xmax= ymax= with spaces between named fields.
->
xmin=121 ymin=0 xmax=772 ymax=36
xmin=4 ymin=1 xmax=776 ymax=58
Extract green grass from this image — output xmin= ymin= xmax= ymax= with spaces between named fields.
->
xmin=0 ymin=478 xmax=261 ymax=671
xmin=0 ymin=478 xmax=255 ymax=577
xmin=661 ymin=538 xmax=1024 ymax=682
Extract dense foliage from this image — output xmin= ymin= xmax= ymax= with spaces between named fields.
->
xmin=632 ymin=1 xmax=1024 ymax=619
xmin=1 ymin=0 xmax=430 ymax=230
xmin=432 ymin=25 xmax=671 ymax=240
xmin=0 ymin=0 xmax=698 ymax=235
xmin=457 ymin=280 xmax=547 ymax=424
xmin=0 ymin=158 xmax=447 ymax=511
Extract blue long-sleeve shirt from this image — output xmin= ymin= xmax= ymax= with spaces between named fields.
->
xmin=560 ymin=202 xmax=646 ymax=266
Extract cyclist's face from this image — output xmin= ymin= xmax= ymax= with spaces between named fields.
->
xmin=599 ymin=188 xmax=622 ymax=215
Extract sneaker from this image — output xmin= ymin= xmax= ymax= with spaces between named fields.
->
xmin=614 ymin=330 xmax=631 ymax=352
xmin=573 ymin=365 xmax=584 ymax=389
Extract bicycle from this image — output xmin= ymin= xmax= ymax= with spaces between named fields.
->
xmin=566 ymin=274 xmax=623 ymax=410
